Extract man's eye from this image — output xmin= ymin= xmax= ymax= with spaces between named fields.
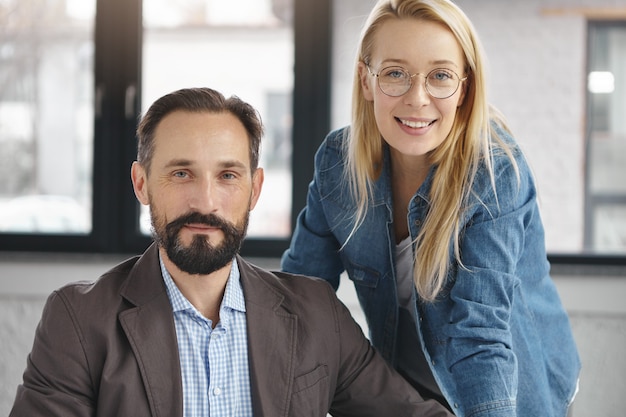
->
xmin=222 ymin=172 xmax=236 ymax=180
xmin=173 ymin=171 xmax=188 ymax=178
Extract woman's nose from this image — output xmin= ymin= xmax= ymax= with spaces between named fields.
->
xmin=403 ymin=75 xmax=431 ymax=106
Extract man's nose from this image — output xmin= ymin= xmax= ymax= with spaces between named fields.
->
xmin=189 ymin=178 xmax=217 ymax=212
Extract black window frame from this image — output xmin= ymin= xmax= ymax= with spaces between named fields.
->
xmin=0 ymin=0 xmax=332 ymax=258
xmin=549 ymin=18 xmax=626 ymax=268
xmin=0 ymin=0 xmax=625 ymax=268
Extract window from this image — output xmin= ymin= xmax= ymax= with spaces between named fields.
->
xmin=0 ymin=0 xmax=95 ymax=236
xmin=9 ymin=0 xmax=623 ymax=265
xmin=141 ymin=0 xmax=294 ymax=239
xmin=0 ymin=0 xmax=332 ymax=256
xmin=585 ymin=21 xmax=626 ymax=255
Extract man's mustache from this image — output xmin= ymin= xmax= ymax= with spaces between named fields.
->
xmin=165 ymin=212 xmax=231 ymax=235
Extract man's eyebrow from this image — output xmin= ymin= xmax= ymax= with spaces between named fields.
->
xmin=163 ymin=159 xmax=193 ymax=169
xmin=163 ymin=159 xmax=248 ymax=170
xmin=219 ymin=160 xmax=248 ymax=170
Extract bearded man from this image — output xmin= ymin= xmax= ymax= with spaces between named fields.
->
xmin=9 ymin=87 xmax=453 ymax=417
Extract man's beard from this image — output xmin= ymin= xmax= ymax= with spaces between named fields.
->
xmin=151 ymin=210 xmax=249 ymax=275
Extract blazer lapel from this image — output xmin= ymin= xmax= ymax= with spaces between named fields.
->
xmin=118 ymin=244 xmax=184 ymax=417
xmin=238 ymin=256 xmax=298 ymax=417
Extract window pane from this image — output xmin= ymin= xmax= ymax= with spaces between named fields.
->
xmin=586 ymin=23 xmax=626 ymax=254
xmin=0 ymin=0 xmax=94 ymax=234
xmin=141 ymin=0 xmax=293 ymax=238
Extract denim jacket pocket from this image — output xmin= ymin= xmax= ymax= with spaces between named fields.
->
xmin=345 ymin=262 xmax=380 ymax=288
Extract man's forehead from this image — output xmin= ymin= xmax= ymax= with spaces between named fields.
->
xmin=156 ymin=110 xmax=243 ymax=133
xmin=154 ymin=111 xmax=248 ymax=147
xmin=150 ymin=113 xmax=251 ymax=169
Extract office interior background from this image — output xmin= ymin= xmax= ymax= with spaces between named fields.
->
xmin=1 ymin=0 xmax=625 ymax=415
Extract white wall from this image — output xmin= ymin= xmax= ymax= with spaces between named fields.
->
xmin=1 ymin=256 xmax=626 ymax=416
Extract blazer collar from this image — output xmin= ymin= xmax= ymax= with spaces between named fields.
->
xmin=119 ymin=243 xmax=166 ymax=306
xmin=117 ymin=245 xmax=299 ymax=417
xmin=238 ymin=255 xmax=299 ymax=417
xmin=118 ymin=243 xmax=184 ymax=417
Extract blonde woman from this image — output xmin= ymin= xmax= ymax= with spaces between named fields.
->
xmin=282 ymin=0 xmax=580 ymax=415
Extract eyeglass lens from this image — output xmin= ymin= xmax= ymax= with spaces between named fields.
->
xmin=376 ymin=67 xmax=460 ymax=99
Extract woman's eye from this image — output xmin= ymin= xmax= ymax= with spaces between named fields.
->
xmin=384 ymin=68 xmax=407 ymax=80
xmin=432 ymin=70 xmax=452 ymax=81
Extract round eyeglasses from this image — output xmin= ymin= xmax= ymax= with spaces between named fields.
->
xmin=367 ymin=65 xmax=467 ymax=99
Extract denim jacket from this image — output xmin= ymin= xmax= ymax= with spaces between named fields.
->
xmin=282 ymin=126 xmax=581 ymax=417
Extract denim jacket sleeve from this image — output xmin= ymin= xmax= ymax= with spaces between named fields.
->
xmin=281 ymin=129 xmax=348 ymax=290
xmin=435 ymin=143 xmax=541 ymax=416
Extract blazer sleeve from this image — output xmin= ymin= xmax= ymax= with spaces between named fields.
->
xmin=327 ymin=284 xmax=453 ymax=417
xmin=10 ymin=290 xmax=95 ymax=417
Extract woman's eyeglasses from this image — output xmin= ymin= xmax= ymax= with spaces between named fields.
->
xmin=367 ymin=65 xmax=467 ymax=99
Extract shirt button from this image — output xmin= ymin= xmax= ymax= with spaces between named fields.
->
xmin=213 ymin=387 xmax=222 ymax=396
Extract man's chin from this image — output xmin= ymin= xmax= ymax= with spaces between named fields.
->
xmin=179 ymin=230 xmax=221 ymax=247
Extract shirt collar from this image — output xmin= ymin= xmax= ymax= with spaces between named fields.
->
xmin=160 ymin=254 xmax=246 ymax=316
xmin=379 ymin=143 xmax=435 ymax=206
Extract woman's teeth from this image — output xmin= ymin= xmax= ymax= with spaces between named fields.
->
xmin=399 ymin=118 xmax=433 ymax=128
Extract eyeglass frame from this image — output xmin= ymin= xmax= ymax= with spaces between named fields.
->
xmin=366 ymin=64 xmax=468 ymax=99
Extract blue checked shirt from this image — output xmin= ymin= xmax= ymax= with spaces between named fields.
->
xmin=161 ymin=257 xmax=253 ymax=417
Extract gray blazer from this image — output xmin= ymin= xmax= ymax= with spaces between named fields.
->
xmin=10 ymin=243 xmax=451 ymax=417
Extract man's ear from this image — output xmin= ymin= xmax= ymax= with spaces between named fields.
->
xmin=249 ymin=167 xmax=264 ymax=211
xmin=131 ymin=161 xmax=150 ymax=206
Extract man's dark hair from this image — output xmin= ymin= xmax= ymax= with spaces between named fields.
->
xmin=136 ymin=87 xmax=263 ymax=174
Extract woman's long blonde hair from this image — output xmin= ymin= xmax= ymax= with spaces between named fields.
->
xmin=345 ymin=0 xmax=517 ymax=301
